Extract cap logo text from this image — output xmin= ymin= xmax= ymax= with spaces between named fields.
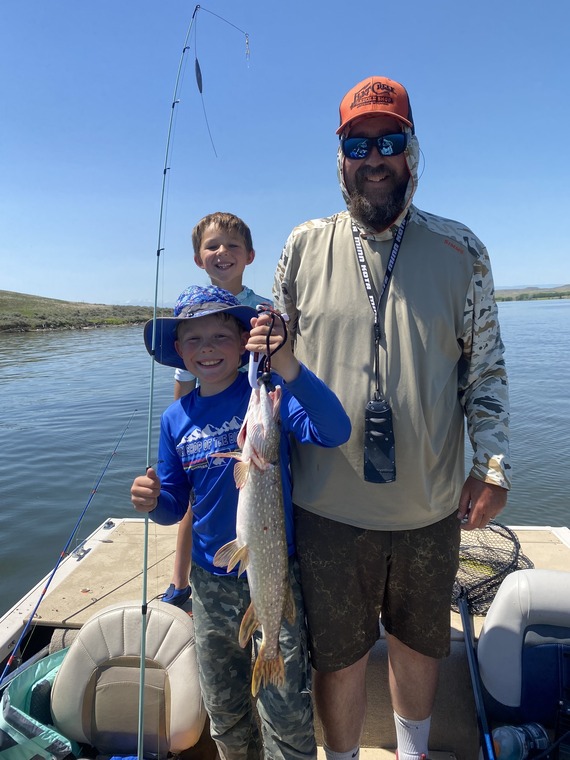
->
xmin=350 ymin=81 xmax=396 ymax=111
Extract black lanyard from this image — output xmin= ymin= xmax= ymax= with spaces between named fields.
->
xmin=351 ymin=216 xmax=407 ymax=398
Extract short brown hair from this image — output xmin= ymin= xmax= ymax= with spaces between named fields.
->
xmin=192 ymin=212 xmax=253 ymax=257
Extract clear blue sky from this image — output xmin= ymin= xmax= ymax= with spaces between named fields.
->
xmin=1 ymin=1 xmax=568 ymax=305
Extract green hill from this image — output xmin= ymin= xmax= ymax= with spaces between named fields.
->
xmin=495 ymin=285 xmax=570 ymax=301
xmin=0 ymin=290 xmax=169 ymax=333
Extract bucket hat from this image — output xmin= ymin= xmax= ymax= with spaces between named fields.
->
xmin=143 ymin=285 xmax=257 ymax=370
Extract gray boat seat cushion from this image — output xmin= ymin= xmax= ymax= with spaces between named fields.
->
xmin=50 ymin=600 xmax=206 ymax=756
xmin=477 ymin=568 xmax=570 ymax=726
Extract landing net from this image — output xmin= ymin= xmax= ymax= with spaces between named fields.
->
xmin=451 ymin=521 xmax=534 ymax=615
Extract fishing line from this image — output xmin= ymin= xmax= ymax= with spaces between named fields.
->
xmin=194 ymin=13 xmax=217 ymax=157
xmin=198 ymin=6 xmax=249 ymax=38
xmin=0 ymin=409 xmax=137 ymax=691
xmin=192 ymin=7 xmax=250 ymax=157
xmin=139 ymin=7 xmax=250 ymax=757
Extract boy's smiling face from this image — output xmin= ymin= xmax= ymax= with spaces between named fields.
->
xmin=175 ymin=313 xmax=248 ymax=396
xmin=194 ymin=223 xmax=255 ymax=294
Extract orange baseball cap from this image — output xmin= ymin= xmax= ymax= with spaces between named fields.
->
xmin=336 ymin=76 xmax=414 ymax=135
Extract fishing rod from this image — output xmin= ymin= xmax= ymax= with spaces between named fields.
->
xmin=139 ymin=7 xmax=250 ymax=758
xmin=458 ymin=588 xmax=496 ymax=760
xmin=145 ymin=2 xmax=250 ymax=470
xmin=0 ymin=409 xmax=137 ymax=692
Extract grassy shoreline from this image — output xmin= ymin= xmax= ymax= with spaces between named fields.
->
xmin=0 ymin=290 xmax=170 ymax=333
xmin=2 ymin=286 xmax=569 ymax=333
xmin=495 ymin=285 xmax=570 ymax=302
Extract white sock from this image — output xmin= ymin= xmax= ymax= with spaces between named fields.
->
xmin=394 ymin=711 xmax=431 ymax=760
xmin=323 ymin=744 xmax=360 ymax=760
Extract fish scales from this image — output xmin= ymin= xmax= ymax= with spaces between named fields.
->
xmin=213 ymin=382 xmax=295 ymax=696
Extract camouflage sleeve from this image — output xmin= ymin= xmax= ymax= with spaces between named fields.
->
xmin=458 ymin=247 xmax=512 ymax=489
xmin=272 ymin=232 xmax=299 ymax=341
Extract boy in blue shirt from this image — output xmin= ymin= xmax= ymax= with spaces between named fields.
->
xmin=131 ymin=285 xmax=351 ymax=760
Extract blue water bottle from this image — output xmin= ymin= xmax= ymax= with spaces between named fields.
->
xmin=492 ymin=723 xmax=549 ymax=760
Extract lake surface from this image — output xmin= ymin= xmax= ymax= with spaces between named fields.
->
xmin=1 ymin=300 xmax=568 ymax=613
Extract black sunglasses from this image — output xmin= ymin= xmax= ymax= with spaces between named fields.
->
xmin=341 ymin=133 xmax=409 ymax=160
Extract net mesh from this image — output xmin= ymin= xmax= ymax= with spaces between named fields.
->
xmin=451 ymin=521 xmax=534 ymax=615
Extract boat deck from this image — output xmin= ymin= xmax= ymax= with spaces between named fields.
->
xmin=1 ymin=519 xmax=569 ymax=760
xmin=7 ymin=520 xmax=569 ymax=633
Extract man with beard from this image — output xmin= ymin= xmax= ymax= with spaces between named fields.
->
xmin=273 ymin=76 xmax=511 ymax=760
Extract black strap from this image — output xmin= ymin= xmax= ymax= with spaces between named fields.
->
xmin=352 ymin=216 xmax=407 ymax=398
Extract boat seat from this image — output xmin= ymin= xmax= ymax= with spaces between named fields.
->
xmin=50 ymin=600 xmax=207 ymax=758
xmin=477 ymin=568 xmax=570 ymax=727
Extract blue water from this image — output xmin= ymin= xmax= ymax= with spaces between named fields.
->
xmin=0 ymin=300 xmax=568 ymax=612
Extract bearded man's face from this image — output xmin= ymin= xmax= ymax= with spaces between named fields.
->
xmin=343 ymin=115 xmax=410 ymax=232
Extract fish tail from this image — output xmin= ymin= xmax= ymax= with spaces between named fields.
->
xmin=251 ymin=644 xmax=285 ymax=696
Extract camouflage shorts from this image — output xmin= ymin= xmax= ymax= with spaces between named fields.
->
xmin=190 ymin=558 xmax=316 ymax=760
xmin=294 ymin=507 xmax=461 ymax=670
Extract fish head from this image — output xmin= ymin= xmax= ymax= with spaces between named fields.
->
xmin=238 ymin=383 xmax=282 ymax=466
xmin=260 ymin=382 xmax=281 ymax=425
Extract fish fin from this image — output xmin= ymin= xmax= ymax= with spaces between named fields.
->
xmin=213 ymin=541 xmax=249 ymax=574
xmin=248 ymin=422 xmax=275 ymax=465
xmin=234 ymin=460 xmax=250 ymax=488
xmin=228 ymin=545 xmax=249 ymax=574
xmin=251 ymin=645 xmax=285 ymax=696
xmin=239 ymin=602 xmax=259 ymax=648
xmin=283 ymin=584 xmax=296 ymax=625
xmin=237 ymin=419 xmax=248 ymax=450
xmin=213 ymin=540 xmax=237 ymax=569
xmin=209 ymin=450 xmax=242 ymax=461
xmin=247 ymin=422 xmax=266 ymax=459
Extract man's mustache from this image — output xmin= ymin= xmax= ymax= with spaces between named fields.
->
xmin=355 ymin=165 xmax=393 ymax=182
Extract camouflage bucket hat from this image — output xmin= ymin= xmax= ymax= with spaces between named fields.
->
xmin=143 ymin=285 xmax=257 ymax=370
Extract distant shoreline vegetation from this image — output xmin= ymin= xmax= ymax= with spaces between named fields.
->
xmin=0 ymin=290 xmax=170 ymax=333
xmin=1 ymin=286 xmax=569 ymax=333
xmin=495 ymin=286 xmax=570 ymax=302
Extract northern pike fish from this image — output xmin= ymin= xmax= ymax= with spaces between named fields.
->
xmin=212 ymin=382 xmax=295 ymax=696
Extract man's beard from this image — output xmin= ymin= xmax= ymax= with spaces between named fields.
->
xmin=347 ymin=165 xmax=409 ymax=231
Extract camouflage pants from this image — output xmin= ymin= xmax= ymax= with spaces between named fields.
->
xmin=190 ymin=558 xmax=316 ymax=760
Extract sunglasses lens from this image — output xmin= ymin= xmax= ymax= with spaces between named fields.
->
xmin=342 ymin=134 xmax=408 ymax=159
xmin=342 ymin=137 xmax=371 ymax=160
xmin=378 ymin=134 xmax=407 ymax=156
